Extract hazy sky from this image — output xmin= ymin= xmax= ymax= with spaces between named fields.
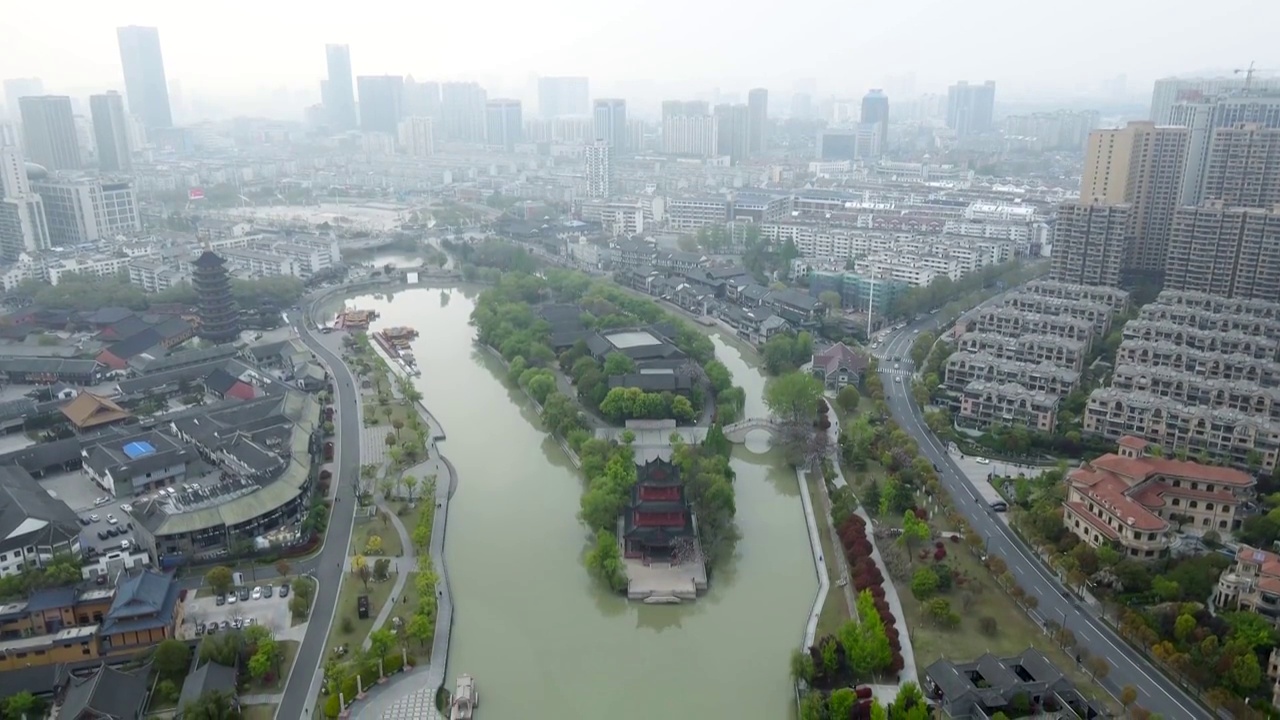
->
xmin=4 ymin=0 xmax=1279 ymax=102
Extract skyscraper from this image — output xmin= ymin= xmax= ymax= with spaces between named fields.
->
xmin=323 ymin=44 xmax=357 ymax=130
xmin=90 ymin=92 xmax=131 ymax=172
xmin=537 ymin=77 xmax=589 ymax=118
xmin=0 ymin=145 xmax=50 ymax=261
xmin=1150 ymin=76 xmax=1280 ymax=125
xmin=441 ymin=82 xmax=487 ymax=143
xmin=747 ymin=88 xmax=768 ymax=155
xmin=1169 ymin=94 xmax=1280 ymax=205
xmin=485 ymin=99 xmax=523 ymax=152
xmin=861 ymin=89 xmax=889 ymax=152
xmin=1049 ymin=203 xmax=1130 ymax=288
xmin=946 ymin=81 xmax=996 ymax=137
xmin=662 ymin=101 xmax=716 ymax=156
xmin=397 ymin=117 xmax=435 ymax=157
xmin=593 ymin=99 xmax=627 ymax=150
xmin=3 ymin=78 xmax=43 ymax=122
xmin=403 ymin=77 xmax=441 ymax=121
xmin=1199 ymin=123 xmax=1280 ymax=209
xmin=19 ymin=96 xmax=81 ymax=171
xmin=714 ymin=103 xmax=750 ymax=164
xmin=585 ymin=140 xmax=612 ymax=199
xmin=1080 ymin=121 xmax=1189 ymax=273
xmin=116 ymin=26 xmax=173 ymax=129
xmin=1164 ymin=203 xmax=1280 ymax=301
xmin=357 ymin=76 xmax=404 ymax=134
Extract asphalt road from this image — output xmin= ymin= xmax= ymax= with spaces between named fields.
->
xmin=875 ymin=320 xmax=1199 ymax=720
xmin=275 ymin=295 xmax=363 ymax=719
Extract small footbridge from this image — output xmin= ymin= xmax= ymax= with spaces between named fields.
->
xmin=722 ymin=416 xmax=783 ymax=443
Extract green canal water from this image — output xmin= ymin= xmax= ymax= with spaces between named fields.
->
xmin=340 ymin=285 xmax=814 ymax=719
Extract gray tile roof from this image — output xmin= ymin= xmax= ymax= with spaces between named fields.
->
xmin=58 ymin=662 xmax=149 ymax=720
xmin=0 ymin=465 xmax=81 ymax=554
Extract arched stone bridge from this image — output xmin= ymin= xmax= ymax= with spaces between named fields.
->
xmin=722 ymin=416 xmax=783 ymax=443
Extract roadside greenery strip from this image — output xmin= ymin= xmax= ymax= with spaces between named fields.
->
xmin=470 ymin=269 xmax=743 ymax=588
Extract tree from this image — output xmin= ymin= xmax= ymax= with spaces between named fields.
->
xmin=764 ymin=371 xmax=824 ymax=424
xmin=790 ymin=648 xmax=815 ymax=682
xmin=353 ymin=555 xmax=371 ymax=590
xmin=911 ymin=567 xmax=940 ymax=600
xmin=3 ymin=691 xmax=42 ymax=720
xmin=404 ymin=475 xmax=420 ymax=502
xmin=836 ymin=385 xmax=860 ymax=415
xmin=585 ymin=531 xmax=628 ymax=592
xmin=900 ymin=511 xmax=931 ymax=555
xmin=819 ymin=290 xmax=843 ymax=312
xmin=378 ymin=477 xmax=395 ymax=499
xmin=385 ymin=431 xmax=398 ymax=447
xmin=154 ymin=638 xmax=191 ymax=682
xmin=603 ymin=352 xmax=636 ymax=376
xmin=406 ymin=612 xmax=433 ymax=648
xmin=1085 ymin=655 xmax=1110 ymax=681
xmin=829 ymin=688 xmax=857 ymax=718
xmin=1120 ymin=685 xmax=1138 ymax=711
xmin=392 ymin=417 xmax=405 ymax=438
xmin=205 ymin=566 xmax=233 ymax=595
xmin=366 ymin=534 xmax=384 ymax=555
xmin=275 ymin=559 xmax=291 ymax=579
xmin=369 ymin=628 xmax=396 ymax=659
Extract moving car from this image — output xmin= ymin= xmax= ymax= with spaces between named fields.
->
xmin=974 ymin=457 xmax=991 ymax=465
xmin=94 ymin=496 xmax=111 ymax=507
xmin=106 ymin=515 xmax=118 ymax=525
xmin=990 ymin=500 xmax=1008 ymax=512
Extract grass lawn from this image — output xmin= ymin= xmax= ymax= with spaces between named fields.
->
xmin=325 ymin=571 xmax=397 ymax=655
xmin=290 ymin=576 xmax=316 ymax=627
xmin=241 ymin=704 xmax=277 ymax=720
xmin=353 ymin=515 xmax=403 ymax=559
xmin=246 ymin=640 xmax=299 ymax=694
xmin=887 ymin=514 xmax=1120 ymax=715
xmin=806 ymin=472 xmax=851 ymax=639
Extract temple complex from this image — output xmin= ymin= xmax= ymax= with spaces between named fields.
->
xmin=618 ymin=453 xmax=707 ymax=602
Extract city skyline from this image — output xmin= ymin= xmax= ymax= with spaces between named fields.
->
xmin=2 ymin=0 xmax=1278 ymax=112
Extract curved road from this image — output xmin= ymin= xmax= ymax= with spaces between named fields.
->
xmin=876 ymin=321 xmax=1198 ymax=720
xmin=275 ymin=294 xmax=363 ymax=719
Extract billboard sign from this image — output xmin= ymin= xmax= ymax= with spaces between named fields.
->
xmin=188 ymin=188 xmax=205 ymax=201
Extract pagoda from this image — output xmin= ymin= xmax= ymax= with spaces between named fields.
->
xmin=621 ymin=457 xmax=697 ymax=563
xmin=193 ymin=250 xmax=240 ymax=344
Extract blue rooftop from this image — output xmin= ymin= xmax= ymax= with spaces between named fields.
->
xmin=121 ymin=441 xmax=155 ymax=459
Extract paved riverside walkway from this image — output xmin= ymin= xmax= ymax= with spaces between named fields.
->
xmin=362 ymin=495 xmax=417 ymax=651
xmin=796 ymin=466 xmax=831 ymax=651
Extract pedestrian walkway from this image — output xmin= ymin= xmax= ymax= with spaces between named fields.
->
xmin=239 ymin=693 xmax=283 ymax=706
xmin=363 ymin=496 xmax=417 ymax=651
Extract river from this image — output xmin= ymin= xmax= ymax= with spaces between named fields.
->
xmin=340 ymin=285 xmax=814 ymax=719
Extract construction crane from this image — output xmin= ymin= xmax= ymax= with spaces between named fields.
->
xmin=1234 ymin=61 xmax=1279 ymax=90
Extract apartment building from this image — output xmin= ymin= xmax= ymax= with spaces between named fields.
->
xmin=964 ymin=306 xmax=1096 ymax=348
xmin=45 ymin=255 xmax=132 ymax=285
xmin=1083 ymin=386 xmax=1280 ymax=471
xmin=1000 ymin=293 xmax=1114 ymax=337
xmin=665 ymin=196 xmax=731 ymax=230
xmin=216 ymin=247 xmax=299 ymax=278
xmin=1111 ymin=364 xmax=1280 ymax=421
xmin=1155 ymin=289 xmax=1280 ymax=320
xmin=1122 ymin=318 xmax=1279 ymax=361
xmin=956 ymin=332 xmax=1087 ymax=372
xmin=1116 ymin=339 xmax=1280 ymax=388
xmin=32 ymin=176 xmax=141 ymax=244
xmin=958 ymin=380 xmax=1059 ymax=432
xmin=1021 ymin=279 xmax=1131 ymax=315
xmin=1139 ymin=296 xmax=1280 ymax=344
xmin=1216 ymin=545 xmax=1280 ymax=625
xmin=944 ymin=351 xmax=1080 ymax=397
xmin=1065 ymin=436 xmax=1252 ymax=558
xmin=127 ymin=258 xmax=188 ymax=293
xmin=1200 ymin=124 xmax=1280 ymax=209
xmin=851 ymin=253 xmax=952 ymax=286
xmin=1164 ymin=203 xmax=1280 ymax=301
xmin=580 ymin=199 xmax=647 ymax=236
xmin=1049 ymin=202 xmax=1129 ymax=287
xmin=731 ymin=193 xmax=790 ymax=223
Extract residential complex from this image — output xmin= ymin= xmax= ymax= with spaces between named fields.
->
xmin=1084 ymin=290 xmax=1280 ymax=471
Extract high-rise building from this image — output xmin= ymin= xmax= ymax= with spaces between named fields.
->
xmin=485 ymin=99 xmax=523 ymax=152
xmin=357 ymin=76 xmax=404 ymax=134
xmin=0 ymin=146 xmax=50 ymax=261
xmin=31 ymin=175 xmax=140 ymax=244
xmin=1169 ymin=95 xmax=1280 ymax=205
xmin=861 ymin=89 xmax=890 ymax=152
xmin=537 ymin=77 xmax=589 ymax=118
xmin=397 ymin=116 xmax=435 ymax=157
xmin=441 ymin=82 xmax=487 ymax=143
xmin=714 ymin=103 xmax=750 ymax=164
xmin=946 ymin=81 xmax=996 ymax=137
xmin=662 ymin=101 xmax=716 ymax=156
xmin=1080 ymin=121 xmax=1189 ymax=273
xmin=3 ymin=78 xmax=43 ymax=122
xmin=19 ymin=96 xmax=81 ymax=171
xmin=1049 ymin=203 xmax=1130 ymax=288
xmin=403 ymin=78 xmax=441 ymax=121
xmin=1003 ymin=110 xmax=1098 ymax=152
xmin=323 ymin=44 xmax=357 ymax=131
xmin=193 ymin=251 xmax=240 ymax=344
xmin=1199 ymin=123 xmax=1280 ymax=209
xmin=816 ymin=125 xmax=880 ymax=161
xmin=1150 ymin=76 xmax=1280 ymax=125
xmin=90 ymin=92 xmax=131 ymax=172
xmin=585 ymin=140 xmax=612 ymax=199
xmin=1164 ymin=202 xmax=1280 ymax=300
xmin=593 ymin=99 xmax=627 ymax=150
xmin=116 ymin=26 xmax=173 ymax=129
xmin=790 ymin=93 xmax=814 ymax=120
xmin=747 ymin=88 xmax=768 ymax=155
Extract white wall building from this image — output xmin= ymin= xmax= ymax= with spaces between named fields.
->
xmin=31 ymin=175 xmax=140 ymax=244
xmin=397 ymin=116 xmax=435 ymax=157
xmin=584 ymin=140 xmax=612 ymax=199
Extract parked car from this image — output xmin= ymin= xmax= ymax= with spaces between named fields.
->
xmin=990 ymin=500 xmax=1008 ymax=512
xmin=94 ymin=496 xmax=110 ymax=507
xmin=97 ymin=531 xmax=109 ymax=541
xmin=78 ymin=517 xmax=91 ymax=526
xmin=89 ymin=514 xmax=99 ymax=522
xmin=251 ymin=586 xmax=262 ymax=601
xmin=227 ymin=593 xmax=237 ymax=605
xmin=106 ymin=515 xmax=118 ymax=525
xmin=238 ymin=587 xmax=250 ymax=602
xmin=216 ymin=594 xmax=226 ymax=606
xmin=120 ymin=540 xmax=131 ymax=551
xmin=279 ymin=584 xmax=290 ymax=598
xmin=219 ymin=620 xmax=230 ymax=631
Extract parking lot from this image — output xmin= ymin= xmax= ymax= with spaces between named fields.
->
xmin=181 ymin=584 xmax=295 ymax=640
